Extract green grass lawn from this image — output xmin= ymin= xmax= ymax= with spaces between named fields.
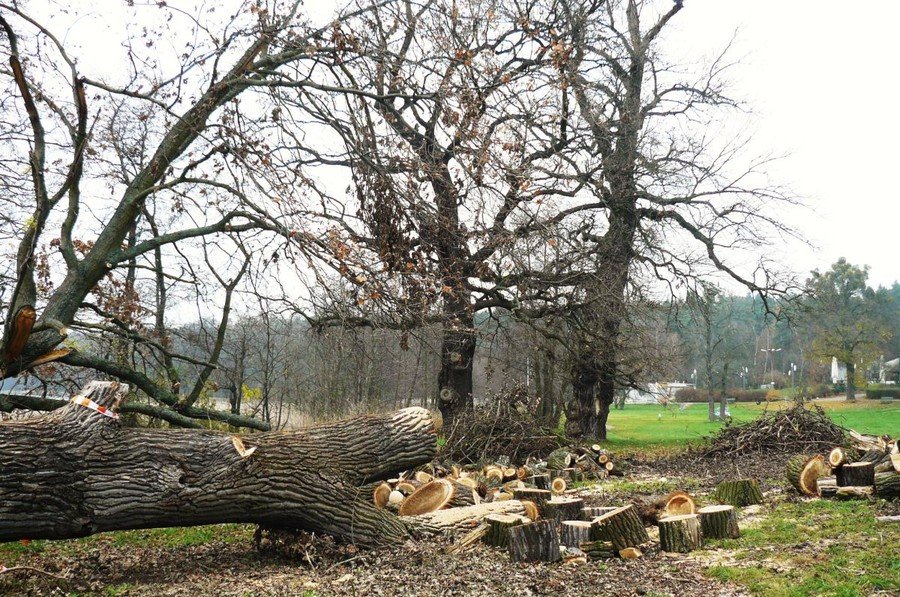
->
xmin=603 ymin=399 xmax=900 ymax=452
xmin=704 ymin=499 xmax=900 ymax=596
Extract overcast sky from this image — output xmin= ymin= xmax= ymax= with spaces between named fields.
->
xmin=664 ymin=0 xmax=899 ymax=287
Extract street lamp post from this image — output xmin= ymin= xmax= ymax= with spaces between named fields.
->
xmin=760 ymin=348 xmax=782 ymax=387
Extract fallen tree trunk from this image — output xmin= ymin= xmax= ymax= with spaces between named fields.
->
xmin=786 ymin=455 xmax=829 ymax=496
xmin=0 ymin=382 xmax=437 ymax=547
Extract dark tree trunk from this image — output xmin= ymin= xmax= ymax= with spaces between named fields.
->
xmin=438 ymin=316 xmax=476 ymax=427
xmin=0 ymin=382 xmax=437 ymax=547
xmin=566 ymin=356 xmax=598 ymax=438
xmin=845 ymin=361 xmax=856 ymax=402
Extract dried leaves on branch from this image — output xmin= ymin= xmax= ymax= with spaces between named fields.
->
xmin=697 ymin=404 xmax=848 ymax=458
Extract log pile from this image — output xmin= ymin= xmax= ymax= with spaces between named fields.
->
xmin=795 ymin=434 xmax=899 ymax=502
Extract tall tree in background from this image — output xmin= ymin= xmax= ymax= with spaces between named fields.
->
xmin=555 ymin=0 xmax=794 ymax=438
xmin=799 ymin=258 xmax=891 ymax=401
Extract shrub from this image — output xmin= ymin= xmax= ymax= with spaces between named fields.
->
xmin=674 ymin=388 xmax=771 ymax=403
xmin=729 ymin=389 xmax=770 ymax=403
xmin=865 ymin=386 xmax=900 ymax=400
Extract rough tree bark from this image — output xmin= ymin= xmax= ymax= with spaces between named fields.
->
xmin=0 ymin=382 xmax=437 ymax=547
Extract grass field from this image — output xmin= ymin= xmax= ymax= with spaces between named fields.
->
xmin=604 ymin=398 xmax=900 ymax=452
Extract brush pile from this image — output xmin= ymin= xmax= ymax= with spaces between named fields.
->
xmin=440 ymin=386 xmax=567 ymax=464
xmin=698 ymin=404 xmax=848 ymax=458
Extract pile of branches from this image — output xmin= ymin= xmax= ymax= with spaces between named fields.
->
xmin=697 ymin=403 xmax=848 ymax=459
xmin=439 ymin=385 xmax=566 ymax=464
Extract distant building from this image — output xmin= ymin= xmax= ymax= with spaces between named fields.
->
xmin=831 ymin=357 xmax=847 ymax=384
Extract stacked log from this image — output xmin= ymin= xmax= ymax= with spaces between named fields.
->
xmin=836 ymin=462 xmax=875 ymax=487
xmin=657 ymin=514 xmax=703 ymax=553
xmin=403 ymin=501 xmax=529 ymax=538
xmin=590 ymin=505 xmax=649 ymax=551
xmin=638 ymin=491 xmax=696 ymax=524
xmin=579 ymin=539 xmax=616 ymax=560
xmin=524 ymin=474 xmax=551 ymax=490
xmin=507 ymin=520 xmax=561 ymax=562
xmin=875 ymin=472 xmax=900 ymax=499
xmin=697 ymin=505 xmax=740 ymax=539
xmin=715 ymin=479 xmax=764 ymax=506
xmin=398 ymin=479 xmax=478 ymax=516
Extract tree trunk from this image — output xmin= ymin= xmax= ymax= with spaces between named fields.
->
xmin=566 ymin=357 xmax=598 ymax=438
xmin=438 ymin=318 xmax=476 ymax=427
xmin=836 ymin=462 xmax=875 ymax=487
xmin=846 ymin=361 xmax=856 ymax=402
xmin=0 ymin=381 xmax=437 ymax=547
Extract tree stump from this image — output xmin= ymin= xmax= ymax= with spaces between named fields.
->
xmin=543 ymin=497 xmax=583 ymax=528
xmin=697 ymin=505 xmax=740 ymax=539
xmin=583 ymin=506 xmax=618 ymax=519
xmin=658 ymin=514 xmax=703 ymax=552
xmin=0 ymin=382 xmax=438 ymax=547
xmin=875 ymin=472 xmax=900 ymax=499
xmin=590 ymin=504 xmax=649 ymax=551
xmin=786 ymin=455 xmax=830 ymax=496
xmin=484 ymin=513 xmax=529 ymax=548
xmin=513 ymin=488 xmax=552 ymax=513
xmin=559 ymin=520 xmax=592 ymax=547
xmin=715 ymin=479 xmax=764 ymax=506
xmin=579 ymin=539 xmax=616 ymax=560
xmin=836 ymin=462 xmax=875 ymax=487
xmin=507 ymin=520 xmax=561 ymax=562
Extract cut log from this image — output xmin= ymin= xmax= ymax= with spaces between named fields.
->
xmin=546 ymin=448 xmax=573 ymax=470
xmin=638 ymin=491 xmax=697 ymax=524
xmin=484 ymin=513 xmax=529 ymax=548
xmin=396 ymin=481 xmax=416 ymax=496
xmin=414 ymin=470 xmax=434 ymax=485
xmin=507 ymin=520 xmax=561 ymax=562
xmin=697 ymin=505 xmax=740 ymax=539
xmin=875 ymin=472 xmax=900 ymax=499
xmin=891 ymin=453 xmax=900 ymax=474
xmin=524 ymin=474 xmax=550 ymax=490
xmin=373 ymin=482 xmax=392 ymax=508
xmin=619 ymin=547 xmax=642 ymax=559
xmin=834 ymin=486 xmax=873 ymax=500
xmin=559 ymin=520 xmax=592 ymax=547
xmin=513 ymin=488 xmax=552 ymax=513
xmin=551 ymin=477 xmax=567 ymax=494
xmin=590 ymin=505 xmax=649 ymax=551
xmin=515 ymin=500 xmax=536 ymax=521
xmin=447 ymin=524 xmax=489 ymax=554
xmin=398 ymin=479 xmax=477 ymax=515
xmin=583 ymin=506 xmax=618 ymax=519
xmin=818 ymin=476 xmax=838 ymax=498
xmin=836 ymin=462 xmax=875 ymax=487
xmin=876 ymin=515 xmax=900 ymax=523
xmin=715 ymin=479 xmax=764 ymax=506
xmin=828 ymin=447 xmax=849 ymax=468
xmin=786 ymin=455 xmax=830 ymax=496
xmin=404 ymin=500 xmax=529 ymax=537
xmin=543 ymin=497 xmax=584 ymax=528
xmin=0 ymin=381 xmax=437 ymax=547
xmin=658 ymin=514 xmax=703 ymax=552
xmin=579 ymin=539 xmax=616 ymax=560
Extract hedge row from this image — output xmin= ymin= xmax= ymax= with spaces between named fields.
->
xmin=674 ymin=388 xmax=771 ymax=403
xmin=866 ymin=387 xmax=900 ymax=399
